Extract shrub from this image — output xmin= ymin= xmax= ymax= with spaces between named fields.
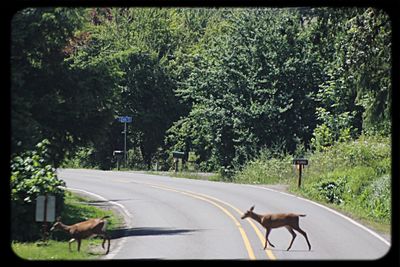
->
xmin=306 ymin=135 xmax=390 ymax=176
xmin=62 ymin=147 xmax=97 ymax=169
xmin=11 ymin=139 xmax=66 ymax=241
xmin=235 ymin=151 xmax=293 ymax=184
xmin=360 ymin=174 xmax=391 ymax=221
xmin=315 ymin=175 xmax=348 ymax=205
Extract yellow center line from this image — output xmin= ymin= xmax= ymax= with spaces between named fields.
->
xmin=195 ymin=192 xmax=277 ymax=260
xmin=116 ymin=179 xmax=277 ymax=259
xmin=145 ymin=183 xmax=256 ymax=260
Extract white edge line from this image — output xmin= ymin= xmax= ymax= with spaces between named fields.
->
xmin=245 ymin=184 xmax=391 ymax=247
xmin=60 ymin=186 xmax=133 ymax=259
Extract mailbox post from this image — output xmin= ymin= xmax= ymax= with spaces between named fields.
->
xmin=172 ymin=151 xmax=186 ymax=172
xmin=113 ymin=150 xmax=124 ymax=170
xmin=293 ymin=158 xmax=308 ymax=188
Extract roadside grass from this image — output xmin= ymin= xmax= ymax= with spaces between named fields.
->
xmin=12 ymin=191 xmax=124 ymax=260
xmin=234 ymin=135 xmax=391 ymax=236
xmin=290 ymin=185 xmax=391 ymax=235
xmin=12 ymin=240 xmax=104 ymax=260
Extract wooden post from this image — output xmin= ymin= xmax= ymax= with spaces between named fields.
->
xmin=174 ymin=158 xmax=178 ymax=172
xmin=293 ymin=159 xmax=307 ymax=189
xmin=298 ymin=165 xmax=302 ymax=188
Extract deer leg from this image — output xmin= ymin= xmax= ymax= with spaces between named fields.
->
xmin=264 ymin=228 xmax=274 ymax=249
xmin=106 ymin=236 xmax=110 ymax=254
xmin=286 ymin=226 xmax=297 ymax=251
xmin=293 ymin=226 xmax=311 ymax=251
xmin=68 ymin=238 xmax=75 ymax=252
xmin=100 ymin=233 xmax=110 ymax=254
xmin=267 ymin=231 xmax=275 ymax=248
xmin=77 ymin=239 xmax=81 ymax=252
xmin=102 ymin=236 xmax=106 ymax=249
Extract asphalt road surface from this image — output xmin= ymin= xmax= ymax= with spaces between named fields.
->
xmin=57 ymin=169 xmax=390 ymax=260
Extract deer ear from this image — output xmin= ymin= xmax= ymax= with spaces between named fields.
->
xmin=250 ymin=205 xmax=255 ymax=211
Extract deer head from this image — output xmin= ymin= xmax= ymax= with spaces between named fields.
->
xmin=241 ymin=205 xmax=255 ymax=219
xmin=50 ymin=216 xmax=62 ymax=231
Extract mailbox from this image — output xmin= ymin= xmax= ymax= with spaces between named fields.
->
xmin=113 ymin=150 xmax=124 ymax=158
xmin=113 ymin=150 xmax=124 ymax=170
xmin=172 ymin=151 xmax=186 ymax=159
xmin=292 ymin=158 xmax=308 ymax=165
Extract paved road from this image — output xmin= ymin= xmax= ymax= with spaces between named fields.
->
xmin=57 ymin=169 xmax=390 ymax=260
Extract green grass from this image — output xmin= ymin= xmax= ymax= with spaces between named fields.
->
xmin=12 ymin=191 xmax=124 ymax=260
xmin=234 ymin=135 xmax=391 ymax=235
xmin=12 ymin=240 xmax=105 ymax=260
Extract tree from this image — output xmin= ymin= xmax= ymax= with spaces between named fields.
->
xmin=344 ymin=8 xmax=391 ymax=135
xmin=171 ymin=8 xmax=321 ymax=170
xmin=118 ymin=52 xmax=182 ymax=168
xmin=11 ymin=8 xmax=116 ymax=166
xmin=306 ymin=8 xmax=391 ymax=150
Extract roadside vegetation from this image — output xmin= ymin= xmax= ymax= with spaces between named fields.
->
xmin=11 ymin=140 xmax=122 ymax=260
xmin=235 ymin=135 xmax=391 ymax=234
xmin=12 ymin=191 xmax=123 ymax=260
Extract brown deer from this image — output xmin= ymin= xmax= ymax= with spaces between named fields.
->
xmin=241 ymin=205 xmax=311 ymax=251
xmin=50 ymin=215 xmax=111 ymax=254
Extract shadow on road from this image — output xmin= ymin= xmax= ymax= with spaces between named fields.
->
xmin=80 ymin=199 xmax=135 ymax=204
xmin=110 ymin=227 xmax=200 ymax=239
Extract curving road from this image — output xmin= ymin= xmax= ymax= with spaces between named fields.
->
xmin=57 ymin=169 xmax=390 ymax=260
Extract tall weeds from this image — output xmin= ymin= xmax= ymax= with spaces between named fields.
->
xmin=235 ymin=135 xmax=391 ymax=225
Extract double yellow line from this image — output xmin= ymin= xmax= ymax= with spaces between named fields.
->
xmin=141 ymin=182 xmax=277 ymax=260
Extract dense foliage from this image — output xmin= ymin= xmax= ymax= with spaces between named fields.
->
xmin=11 ymin=139 xmax=66 ymax=241
xmin=11 ymin=7 xmax=391 ymax=171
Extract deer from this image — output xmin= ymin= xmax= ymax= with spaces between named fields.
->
xmin=241 ymin=205 xmax=311 ymax=251
xmin=50 ymin=215 xmax=111 ymax=254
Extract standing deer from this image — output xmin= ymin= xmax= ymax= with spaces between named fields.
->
xmin=241 ymin=205 xmax=311 ymax=251
xmin=50 ymin=215 xmax=111 ymax=254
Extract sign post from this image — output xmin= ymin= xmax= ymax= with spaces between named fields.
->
xmin=117 ymin=116 xmax=132 ymax=168
xmin=292 ymin=158 xmax=308 ymax=188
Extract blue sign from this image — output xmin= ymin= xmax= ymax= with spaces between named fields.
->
xmin=118 ymin=116 xmax=132 ymax=123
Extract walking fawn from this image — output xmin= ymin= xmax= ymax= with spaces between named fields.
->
xmin=241 ymin=205 xmax=311 ymax=251
xmin=50 ymin=215 xmax=111 ymax=254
